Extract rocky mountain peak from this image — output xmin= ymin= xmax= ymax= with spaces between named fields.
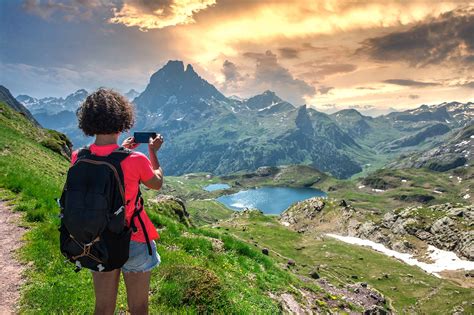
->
xmin=65 ymin=89 xmax=87 ymax=100
xmin=16 ymin=94 xmax=37 ymax=104
xmin=333 ymin=108 xmax=364 ymax=118
xmin=134 ymin=60 xmax=227 ymax=116
xmin=161 ymin=60 xmax=185 ymax=74
xmin=185 ymin=64 xmax=196 ymax=74
xmin=244 ymin=90 xmax=285 ymax=110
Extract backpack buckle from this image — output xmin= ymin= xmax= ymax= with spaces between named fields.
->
xmin=114 ymin=206 xmax=124 ymax=216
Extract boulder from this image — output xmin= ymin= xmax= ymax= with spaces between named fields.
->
xmin=457 ymin=231 xmax=474 ymax=260
xmin=431 ymin=216 xmax=459 ymax=250
xmin=382 ymin=212 xmax=398 ymax=229
xmin=309 ymin=270 xmax=320 ymax=279
xmin=415 ymin=230 xmax=433 ymax=241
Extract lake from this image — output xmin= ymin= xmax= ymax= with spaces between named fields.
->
xmin=217 ymin=186 xmax=326 ymax=214
xmin=203 ymin=183 xmax=231 ymax=191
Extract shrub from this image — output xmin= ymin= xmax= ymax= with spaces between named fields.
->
xmin=156 ymin=265 xmax=224 ymax=312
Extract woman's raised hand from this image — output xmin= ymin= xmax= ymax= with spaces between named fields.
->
xmin=122 ymin=136 xmax=140 ymax=150
xmin=148 ymin=134 xmax=164 ymax=152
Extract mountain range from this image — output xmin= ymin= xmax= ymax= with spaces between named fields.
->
xmin=10 ymin=60 xmax=474 ymax=179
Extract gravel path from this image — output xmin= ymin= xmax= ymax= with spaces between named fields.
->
xmin=0 ymin=201 xmax=26 ymax=314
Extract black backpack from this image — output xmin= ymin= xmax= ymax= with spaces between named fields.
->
xmin=58 ymin=146 xmax=151 ymax=272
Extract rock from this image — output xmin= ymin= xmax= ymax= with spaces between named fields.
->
xmin=309 ymin=270 xmax=320 ymax=279
xmin=448 ymin=208 xmax=464 ymax=217
xmin=356 ymin=222 xmax=379 ymax=238
xmin=457 ymin=231 xmax=474 ymax=260
xmin=287 ymin=259 xmax=296 ymax=266
xmin=403 ymin=218 xmax=419 ymax=234
xmin=255 ymin=166 xmax=278 ymax=177
xmin=364 ymin=305 xmax=388 ymax=315
xmin=392 ymin=240 xmax=414 ymax=253
xmin=261 ymin=248 xmax=269 ymax=255
xmin=391 ymin=217 xmax=418 ymax=235
xmin=351 ymin=275 xmax=359 ymax=279
xmin=339 ymin=200 xmax=348 ymax=207
xmin=390 ymin=220 xmax=406 ymax=235
xmin=273 ymin=293 xmax=306 ymax=314
xmin=415 ymin=230 xmax=433 ymax=241
xmin=279 ymin=197 xmax=325 ymax=228
xmin=210 ymin=238 xmax=224 ymax=252
xmin=360 ymin=282 xmax=368 ymax=288
xmin=382 ymin=212 xmax=398 ymax=228
xmin=431 ymin=216 xmax=459 ymax=250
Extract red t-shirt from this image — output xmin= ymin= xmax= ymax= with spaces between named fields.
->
xmin=71 ymin=144 xmax=159 ymax=243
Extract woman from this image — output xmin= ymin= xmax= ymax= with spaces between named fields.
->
xmin=73 ymin=88 xmax=164 ymax=314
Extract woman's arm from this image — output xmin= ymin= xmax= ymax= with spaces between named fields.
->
xmin=142 ymin=135 xmax=164 ymax=190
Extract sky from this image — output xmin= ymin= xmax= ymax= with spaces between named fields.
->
xmin=0 ymin=0 xmax=473 ymax=116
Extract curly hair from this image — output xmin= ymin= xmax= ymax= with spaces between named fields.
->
xmin=76 ymin=88 xmax=135 ymax=136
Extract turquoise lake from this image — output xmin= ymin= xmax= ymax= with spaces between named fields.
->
xmin=216 ymin=186 xmax=326 ymax=214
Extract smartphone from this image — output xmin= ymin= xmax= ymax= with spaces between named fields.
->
xmin=133 ymin=132 xmax=157 ymax=143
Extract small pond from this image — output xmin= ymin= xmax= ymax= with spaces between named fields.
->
xmin=217 ymin=186 xmax=326 ymax=215
xmin=203 ymin=183 xmax=231 ymax=192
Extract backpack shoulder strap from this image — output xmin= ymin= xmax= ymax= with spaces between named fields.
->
xmin=108 ymin=146 xmax=132 ymax=163
xmin=76 ymin=145 xmax=91 ymax=160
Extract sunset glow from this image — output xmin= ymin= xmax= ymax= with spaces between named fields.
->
xmin=1 ymin=0 xmax=473 ymax=115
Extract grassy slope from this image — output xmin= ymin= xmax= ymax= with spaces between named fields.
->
xmin=217 ymin=213 xmax=474 ymax=314
xmin=318 ymin=167 xmax=472 ymax=213
xmin=0 ymin=102 xmax=347 ymax=313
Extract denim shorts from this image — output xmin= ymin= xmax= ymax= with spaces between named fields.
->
xmin=122 ymin=240 xmax=161 ymax=273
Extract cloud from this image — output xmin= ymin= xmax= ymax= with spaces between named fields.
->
xmin=460 ymin=81 xmax=474 ymax=88
xmin=242 ymin=50 xmax=315 ymax=104
xmin=383 ymin=79 xmax=440 ymax=87
xmin=297 ymin=62 xmax=357 ymax=80
xmin=277 ymin=43 xmax=328 ymax=59
xmin=0 ymin=62 xmax=149 ymax=98
xmin=409 ymin=94 xmax=420 ymax=99
xmin=349 ymin=104 xmax=375 ymax=110
xmin=317 ymin=86 xmax=334 ymax=95
xmin=22 ymin=0 xmax=104 ymax=20
xmin=222 ymin=60 xmax=242 ymax=82
xmin=359 ymin=6 xmax=474 ymax=67
xmin=278 ymin=47 xmax=299 ymax=59
xmin=108 ymin=0 xmax=216 ymax=30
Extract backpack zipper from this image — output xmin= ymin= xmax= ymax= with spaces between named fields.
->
xmin=75 ymin=159 xmax=126 ymax=204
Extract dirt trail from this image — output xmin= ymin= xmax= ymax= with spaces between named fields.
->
xmin=0 ymin=201 xmax=26 ymax=314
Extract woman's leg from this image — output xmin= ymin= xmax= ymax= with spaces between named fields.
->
xmin=123 ymin=271 xmax=151 ymax=315
xmin=92 ymin=269 xmax=121 ymax=315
